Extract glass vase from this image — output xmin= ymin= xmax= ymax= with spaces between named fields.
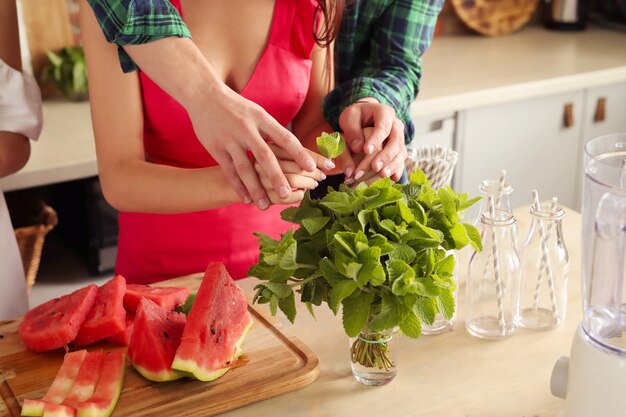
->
xmin=349 ymin=328 xmax=398 ymax=386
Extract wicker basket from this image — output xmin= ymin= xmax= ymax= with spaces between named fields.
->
xmin=14 ymin=203 xmax=58 ymax=291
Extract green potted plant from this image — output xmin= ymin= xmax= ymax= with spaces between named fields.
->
xmin=42 ymin=46 xmax=88 ymax=101
xmin=249 ymin=133 xmax=482 ymax=386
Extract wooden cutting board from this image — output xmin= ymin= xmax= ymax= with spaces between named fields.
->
xmin=451 ymin=0 xmax=539 ymax=36
xmin=0 ymin=274 xmax=319 ymax=417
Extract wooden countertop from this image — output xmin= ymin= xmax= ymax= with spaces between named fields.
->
xmin=0 ymin=206 xmax=581 ymax=416
xmin=220 ymin=205 xmax=582 ymax=417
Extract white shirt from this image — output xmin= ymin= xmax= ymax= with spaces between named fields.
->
xmin=0 ymin=58 xmax=42 ymax=320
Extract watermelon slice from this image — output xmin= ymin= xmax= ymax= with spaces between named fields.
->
xmin=106 ymin=314 xmax=135 ymax=346
xmin=172 ymin=262 xmax=253 ymax=381
xmin=73 ymin=276 xmax=126 ymax=346
xmin=123 ymin=284 xmax=189 ymax=312
xmin=21 ymin=350 xmax=87 ymax=417
xmin=75 ymin=350 xmax=125 ymax=417
xmin=127 ymin=299 xmax=186 ymax=382
xmin=62 ymin=351 xmax=104 ymax=409
xmin=19 ymin=286 xmax=98 ymax=352
xmin=41 ymin=404 xmax=75 ymax=417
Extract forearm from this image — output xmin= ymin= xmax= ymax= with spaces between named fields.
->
xmin=123 ymin=37 xmax=225 ymax=112
xmin=99 ymin=160 xmax=239 ymax=214
xmin=0 ymin=132 xmax=30 ymax=178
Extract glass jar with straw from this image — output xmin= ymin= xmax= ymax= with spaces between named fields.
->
xmin=515 ymin=191 xmax=568 ymax=329
xmin=466 ymin=196 xmax=521 ymax=340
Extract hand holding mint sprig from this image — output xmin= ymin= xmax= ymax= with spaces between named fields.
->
xmin=316 ymin=132 xmax=346 ymax=159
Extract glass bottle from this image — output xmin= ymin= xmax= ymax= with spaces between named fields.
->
xmin=349 ymin=327 xmax=398 ymax=386
xmin=515 ymin=201 xmax=568 ymax=329
xmin=423 ymin=250 xmax=458 ymax=335
xmin=466 ymin=209 xmax=521 ymax=340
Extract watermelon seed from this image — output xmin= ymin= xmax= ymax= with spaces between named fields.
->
xmin=226 ymin=361 xmax=230 ymax=365
xmin=211 ymin=327 xmax=216 ymax=335
xmin=163 ymin=331 xmax=170 ymax=340
xmin=0 ymin=335 xmax=4 ymax=339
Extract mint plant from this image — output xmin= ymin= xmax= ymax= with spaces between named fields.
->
xmin=316 ymin=132 xmax=346 ymax=159
xmin=249 ymin=169 xmax=482 ymax=370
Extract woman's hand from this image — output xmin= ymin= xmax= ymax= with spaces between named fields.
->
xmin=253 ymin=144 xmax=328 ymax=205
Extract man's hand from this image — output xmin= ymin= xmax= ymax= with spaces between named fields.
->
xmin=339 ymin=99 xmax=407 ymax=182
xmin=187 ymin=85 xmax=331 ymax=210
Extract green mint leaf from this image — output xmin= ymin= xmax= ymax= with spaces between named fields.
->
xmin=344 ymin=262 xmax=362 ymax=281
xmin=399 ymin=309 xmax=422 ymax=338
xmin=263 ymin=282 xmax=292 ymax=298
xmin=279 ymin=292 xmax=297 ymax=323
xmin=368 ymin=294 xmax=404 ymax=331
xmin=333 ymin=232 xmax=357 ymax=257
xmin=305 ymin=302 xmax=316 ymax=318
xmin=412 ymin=297 xmax=437 ymax=325
xmin=316 ymin=132 xmax=346 ymax=159
xmin=174 ymin=293 xmax=196 ymax=315
xmin=438 ymin=186 xmax=459 ymax=224
xmin=319 ymin=258 xmax=345 ymax=286
xmin=409 ymin=168 xmax=429 ymax=186
xmin=389 ymin=242 xmax=417 ymax=264
xmin=436 ymin=289 xmax=455 ymax=320
xmin=320 ymin=191 xmax=355 ymax=214
xmin=269 ymin=267 xmax=294 ymax=283
xmin=280 ymin=207 xmax=299 ymax=222
xmin=278 ymin=242 xmax=298 ymax=270
xmin=328 ymin=280 xmax=358 ymax=314
xmin=302 ymin=217 xmax=330 ymax=235
xmin=447 ymin=222 xmax=470 ymax=249
xmin=365 ymin=186 xmax=403 ymax=210
xmin=342 ymin=290 xmax=375 ymax=337
xmin=269 ymin=294 xmax=279 ymax=316
xmin=464 ymin=223 xmax=483 ymax=252
xmin=435 ymin=253 xmax=455 ymax=278
xmin=458 ymin=194 xmax=482 ymax=211
xmin=397 ymin=201 xmax=415 ymax=223
xmin=247 ymin=263 xmax=271 ymax=280
xmin=357 ymin=261 xmax=386 ymax=286
xmin=387 ymin=259 xmax=418 ymax=296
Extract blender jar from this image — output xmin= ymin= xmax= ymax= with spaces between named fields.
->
xmin=582 ymin=133 xmax=626 ymax=354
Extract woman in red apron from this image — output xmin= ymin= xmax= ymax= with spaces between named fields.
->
xmin=80 ymin=0 xmax=341 ymax=284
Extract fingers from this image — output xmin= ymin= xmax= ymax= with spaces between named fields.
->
xmin=247 ymin=136 xmax=292 ymax=200
xmin=339 ymin=104 xmax=366 ymax=154
xmin=362 ymin=105 xmax=396 ymax=155
xmin=268 ymin=143 xmax=335 ymax=172
xmin=228 ymin=146 xmax=271 ymax=210
xmin=363 ymin=174 xmax=384 ymax=186
xmin=381 ymin=152 xmax=407 ymax=180
xmin=278 ymin=160 xmax=326 ymax=181
xmin=211 ymin=150 xmax=252 ymax=204
xmin=372 ymin=119 xmax=407 ymax=178
xmin=261 ymin=117 xmax=317 ymax=172
xmin=333 ymin=150 xmax=356 ymax=180
xmin=267 ymin=189 xmax=305 ymax=205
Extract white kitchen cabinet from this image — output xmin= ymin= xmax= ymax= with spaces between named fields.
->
xmin=573 ymin=82 xmax=626 ymax=208
xmin=410 ymin=112 xmax=456 ymax=150
xmin=456 ymin=90 xmax=585 ymax=210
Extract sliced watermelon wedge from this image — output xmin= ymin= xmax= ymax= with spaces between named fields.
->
xmin=74 ymin=276 xmax=126 ymax=346
xmin=21 ymin=350 xmax=87 ymax=417
xmin=172 ymin=262 xmax=253 ymax=381
xmin=123 ymin=284 xmax=189 ymax=312
xmin=106 ymin=314 xmax=135 ymax=346
xmin=62 ymin=351 xmax=104 ymax=409
xmin=75 ymin=350 xmax=125 ymax=417
xmin=127 ymin=299 xmax=186 ymax=382
xmin=19 ymin=286 xmax=98 ymax=352
xmin=41 ymin=404 xmax=75 ymax=417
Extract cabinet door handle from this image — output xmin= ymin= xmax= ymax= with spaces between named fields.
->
xmin=563 ymin=103 xmax=574 ymax=128
xmin=594 ymin=97 xmax=607 ymax=123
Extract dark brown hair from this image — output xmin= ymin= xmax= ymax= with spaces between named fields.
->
xmin=315 ymin=0 xmax=345 ymax=87
xmin=315 ymin=0 xmax=345 ymax=47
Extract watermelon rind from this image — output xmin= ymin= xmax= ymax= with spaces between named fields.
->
xmin=131 ymin=363 xmax=183 ymax=383
xmin=75 ymin=351 xmax=125 ymax=417
xmin=171 ymin=318 xmax=253 ymax=382
xmin=21 ymin=400 xmax=44 ymax=416
xmin=41 ymin=404 xmax=75 ymax=417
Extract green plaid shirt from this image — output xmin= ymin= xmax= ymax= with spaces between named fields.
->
xmin=88 ymin=0 xmax=443 ymax=142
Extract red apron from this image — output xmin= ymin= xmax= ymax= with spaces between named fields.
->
xmin=116 ymin=0 xmax=319 ymax=284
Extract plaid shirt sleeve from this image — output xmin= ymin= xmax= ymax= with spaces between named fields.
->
xmin=87 ymin=0 xmax=191 ymax=73
xmin=323 ymin=0 xmax=444 ymax=143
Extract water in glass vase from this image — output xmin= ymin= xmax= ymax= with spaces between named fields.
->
xmin=349 ymin=328 xmax=397 ymax=386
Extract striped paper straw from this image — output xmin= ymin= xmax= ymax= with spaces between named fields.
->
xmin=488 ymin=196 xmax=506 ymax=336
xmin=495 ymin=169 xmax=507 ymax=209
